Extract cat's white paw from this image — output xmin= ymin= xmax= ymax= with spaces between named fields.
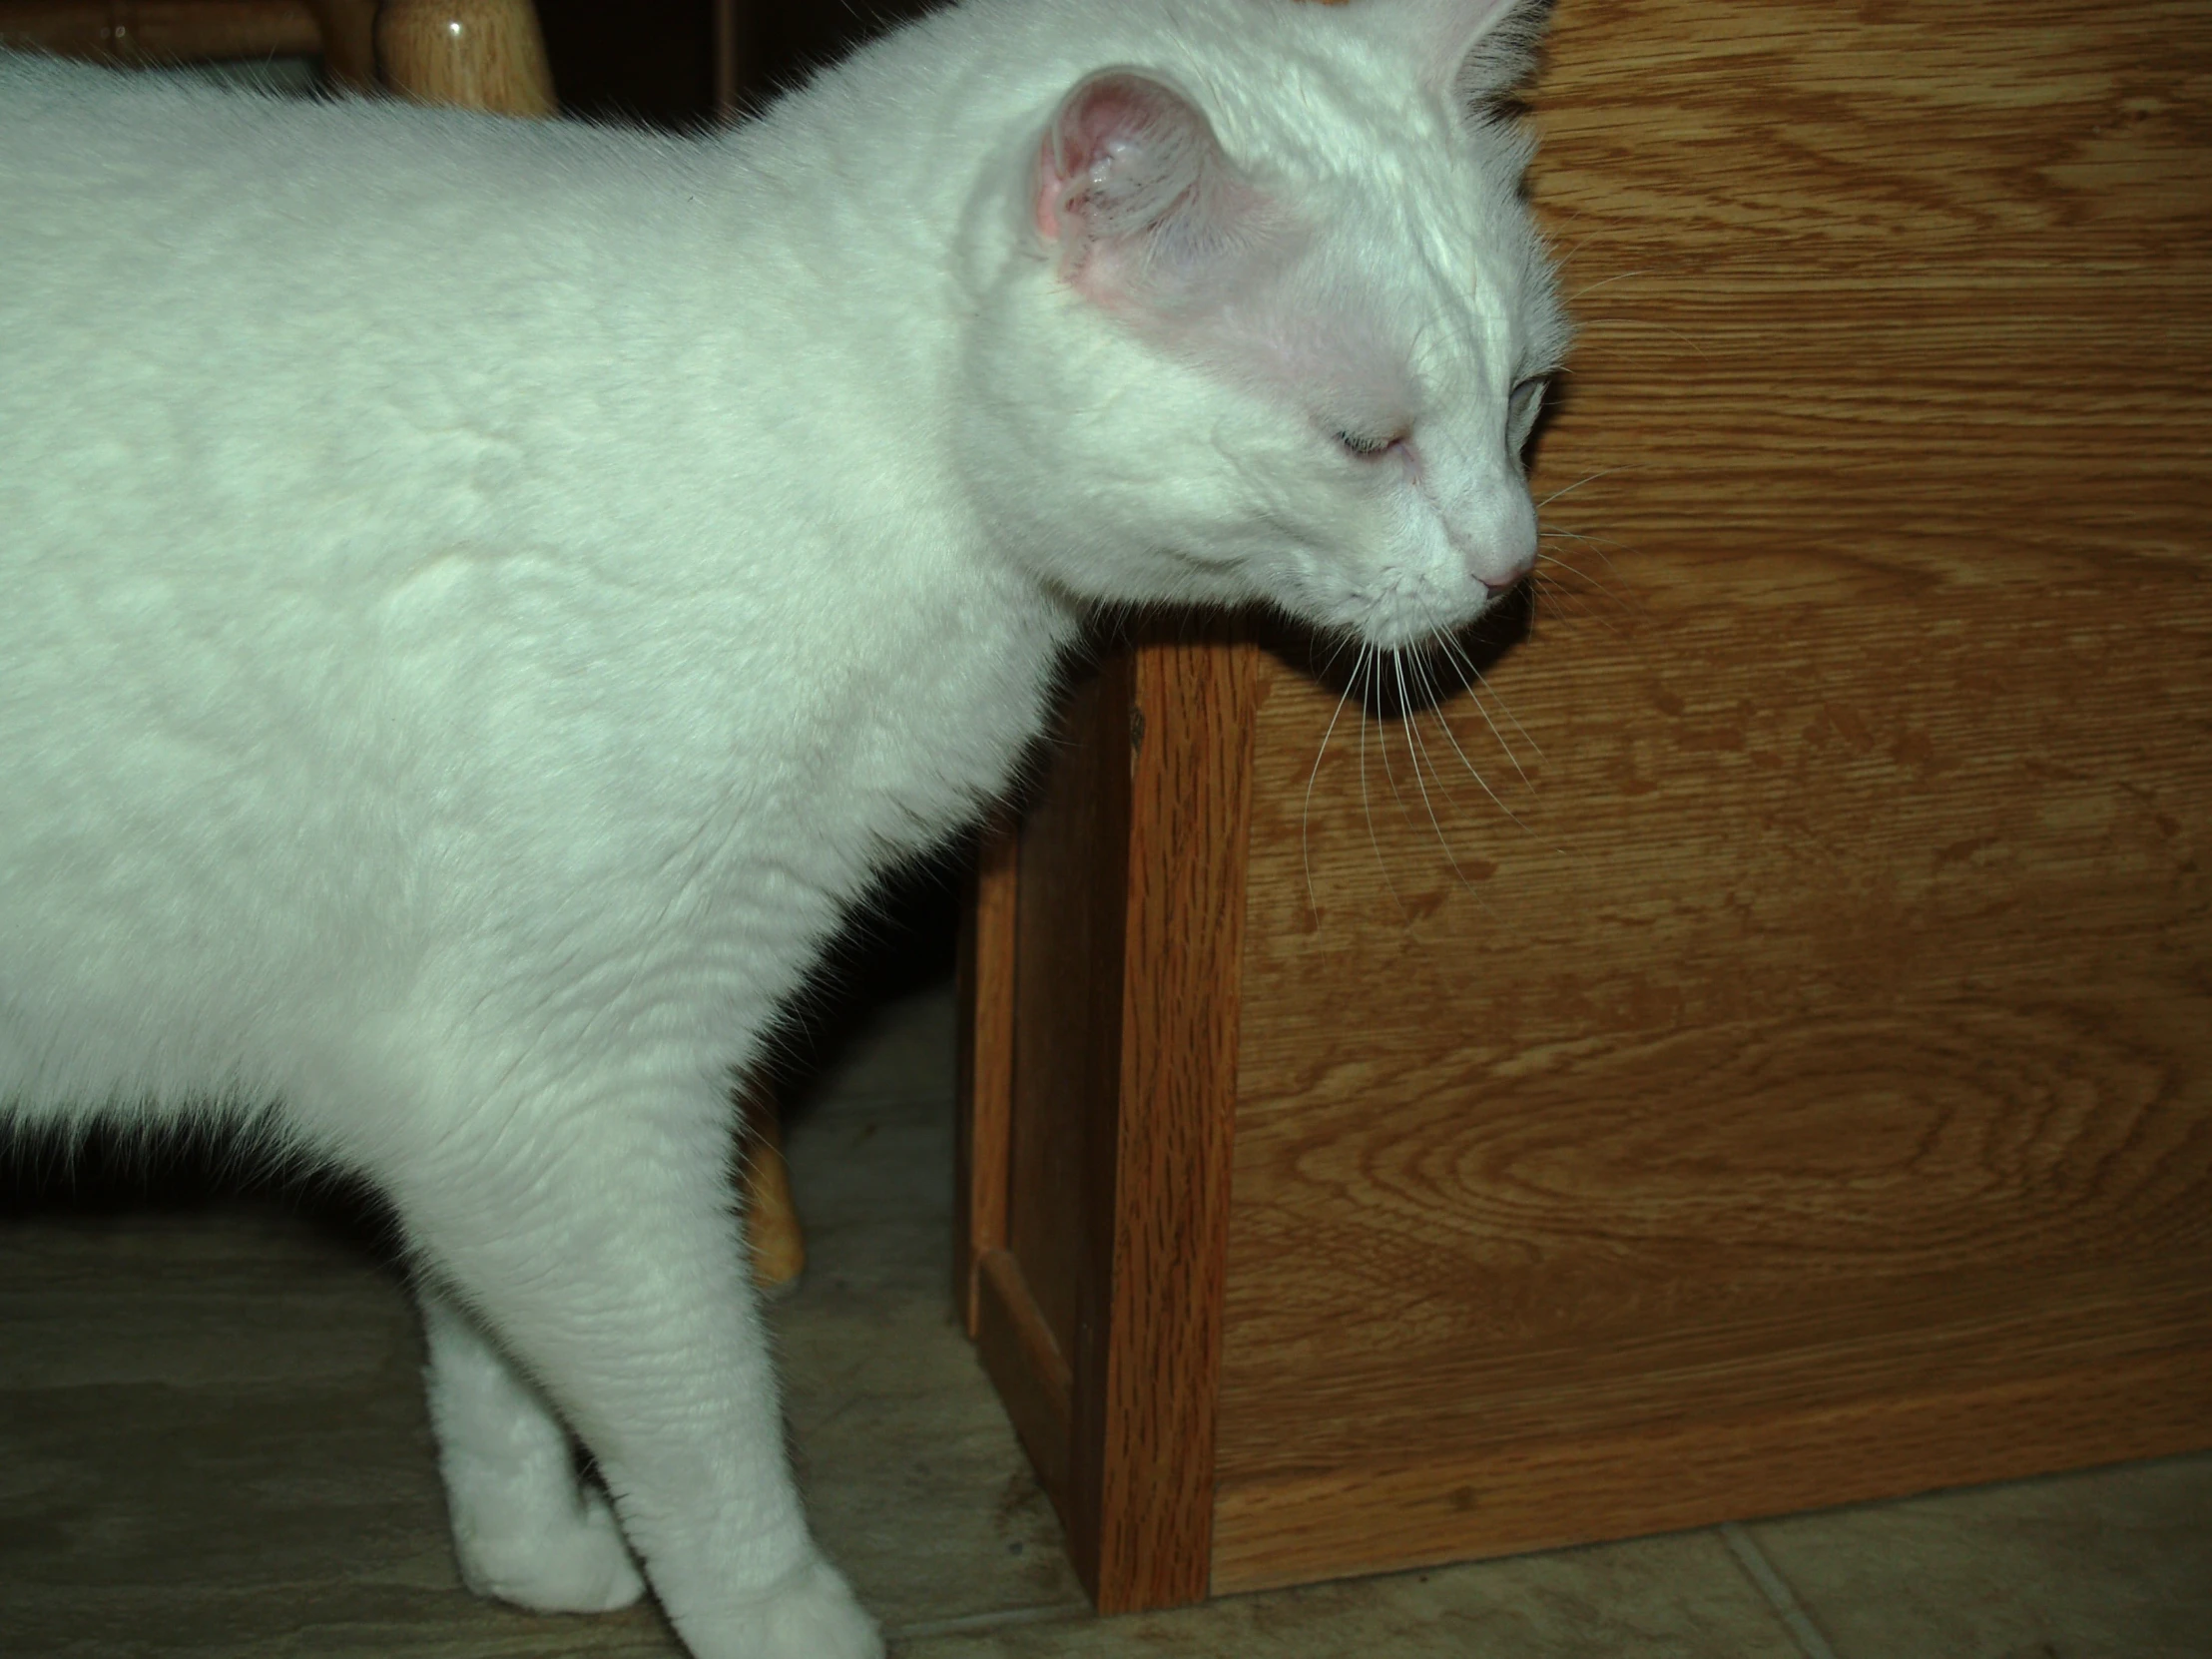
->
xmin=686 ymin=1555 xmax=882 ymax=1659
xmin=453 ymin=1483 xmax=647 ymax=1614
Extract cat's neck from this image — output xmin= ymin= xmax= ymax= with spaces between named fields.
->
xmin=614 ymin=59 xmax=1083 ymax=649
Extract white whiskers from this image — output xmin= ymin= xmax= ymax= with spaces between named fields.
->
xmin=1297 ymin=497 xmax=1637 ymax=924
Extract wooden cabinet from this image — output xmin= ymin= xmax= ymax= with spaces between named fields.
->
xmin=957 ymin=0 xmax=2212 ymax=1613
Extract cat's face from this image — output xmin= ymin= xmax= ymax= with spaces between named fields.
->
xmin=958 ymin=0 xmax=1567 ymax=652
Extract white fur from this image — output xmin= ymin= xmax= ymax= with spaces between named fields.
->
xmin=0 ymin=3 xmax=1563 ymax=1654
xmin=419 ymin=1285 xmax=649 ymax=1611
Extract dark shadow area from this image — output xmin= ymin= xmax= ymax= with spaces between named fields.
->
xmin=0 ymin=1113 xmax=403 ymax=1259
xmin=735 ymin=0 xmax=950 ymax=117
xmin=534 ymin=0 xmax=952 ymax=129
xmin=533 ymin=0 xmax=719 ymax=127
xmin=760 ymin=838 xmax=967 ymax=1128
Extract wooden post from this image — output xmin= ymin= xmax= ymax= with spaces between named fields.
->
xmin=375 ymin=0 xmax=552 ymax=116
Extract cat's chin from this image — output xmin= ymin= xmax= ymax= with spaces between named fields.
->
xmin=1307 ymin=599 xmax=1509 ymax=659
xmin=1362 ymin=618 xmax=1490 ymax=656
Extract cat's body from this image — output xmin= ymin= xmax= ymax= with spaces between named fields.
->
xmin=0 ymin=2 xmax=1565 ymax=1654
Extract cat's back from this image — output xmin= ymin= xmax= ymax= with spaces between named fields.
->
xmin=0 ymin=53 xmax=714 ymax=270
xmin=0 ymin=55 xmax=734 ymax=425
xmin=0 ymin=53 xmax=798 ymax=654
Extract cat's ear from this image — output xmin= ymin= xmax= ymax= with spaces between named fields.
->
xmin=1033 ymin=70 xmax=1264 ymax=311
xmin=1395 ymin=0 xmax=1553 ymax=105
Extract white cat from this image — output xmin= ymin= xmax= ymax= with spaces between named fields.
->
xmin=0 ymin=1 xmax=1567 ymax=1654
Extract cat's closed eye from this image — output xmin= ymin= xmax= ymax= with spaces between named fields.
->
xmin=1336 ymin=428 xmax=1405 ymax=458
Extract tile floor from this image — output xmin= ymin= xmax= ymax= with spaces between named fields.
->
xmin=4 ymin=978 xmax=2208 ymax=1658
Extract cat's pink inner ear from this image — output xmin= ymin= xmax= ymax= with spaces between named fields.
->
xmin=1032 ymin=136 xmax=1066 ymax=241
xmin=1036 ymin=73 xmax=1196 ymax=241
xmin=1033 ymin=70 xmax=1254 ymax=306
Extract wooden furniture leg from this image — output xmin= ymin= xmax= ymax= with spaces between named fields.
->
xmin=374 ymin=0 xmax=551 ymax=116
xmin=740 ymin=1078 xmax=807 ymax=1295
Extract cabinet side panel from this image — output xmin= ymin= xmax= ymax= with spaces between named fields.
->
xmin=1214 ymin=0 xmax=2212 ymax=1590
xmin=1005 ymin=659 xmax=1134 ymax=1391
xmin=956 ymin=815 xmax=1019 ymax=1329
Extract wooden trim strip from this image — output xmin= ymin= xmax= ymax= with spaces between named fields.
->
xmin=1076 ymin=634 xmax=1261 ymax=1613
xmin=1211 ymin=1330 xmax=2212 ymax=1595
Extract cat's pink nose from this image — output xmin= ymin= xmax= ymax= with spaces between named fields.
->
xmin=1481 ymin=556 xmax=1534 ymax=594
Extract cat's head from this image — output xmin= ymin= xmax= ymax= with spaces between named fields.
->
xmin=957 ymin=0 xmax=1567 ymax=651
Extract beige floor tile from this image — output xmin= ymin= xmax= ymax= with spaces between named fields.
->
xmin=770 ymin=1002 xmax=1089 ymax=1631
xmin=893 ymin=1530 xmax=1805 ymax=1658
xmin=785 ymin=976 xmax=960 ymax=1113
xmin=1745 ymin=1454 xmax=2212 ymax=1659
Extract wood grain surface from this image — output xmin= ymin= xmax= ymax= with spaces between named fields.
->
xmin=1077 ymin=635 xmax=1258 ymax=1612
xmin=1213 ymin=1312 xmax=2212 ymax=1592
xmin=955 ymin=813 xmax=1019 ymax=1329
xmin=972 ymin=1242 xmax=1074 ymax=1499
xmin=1209 ymin=0 xmax=2212 ymax=1593
xmin=302 ymin=0 xmax=375 ymax=90
xmin=377 ymin=0 xmax=553 ymax=116
xmin=1005 ymin=657 xmax=1134 ymax=1381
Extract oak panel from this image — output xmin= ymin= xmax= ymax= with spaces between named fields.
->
xmin=1212 ymin=0 xmax=2212 ymax=1587
xmin=1004 ymin=658 xmax=1133 ymax=1371
xmin=979 ymin=635 xmax=1260 ymax=1611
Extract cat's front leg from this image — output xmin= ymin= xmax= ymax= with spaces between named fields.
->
xmin=386 ymin=1080 xmax=880 ymax=1659
xmin=417 ymin=1283 xmax=647 ymax=1612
